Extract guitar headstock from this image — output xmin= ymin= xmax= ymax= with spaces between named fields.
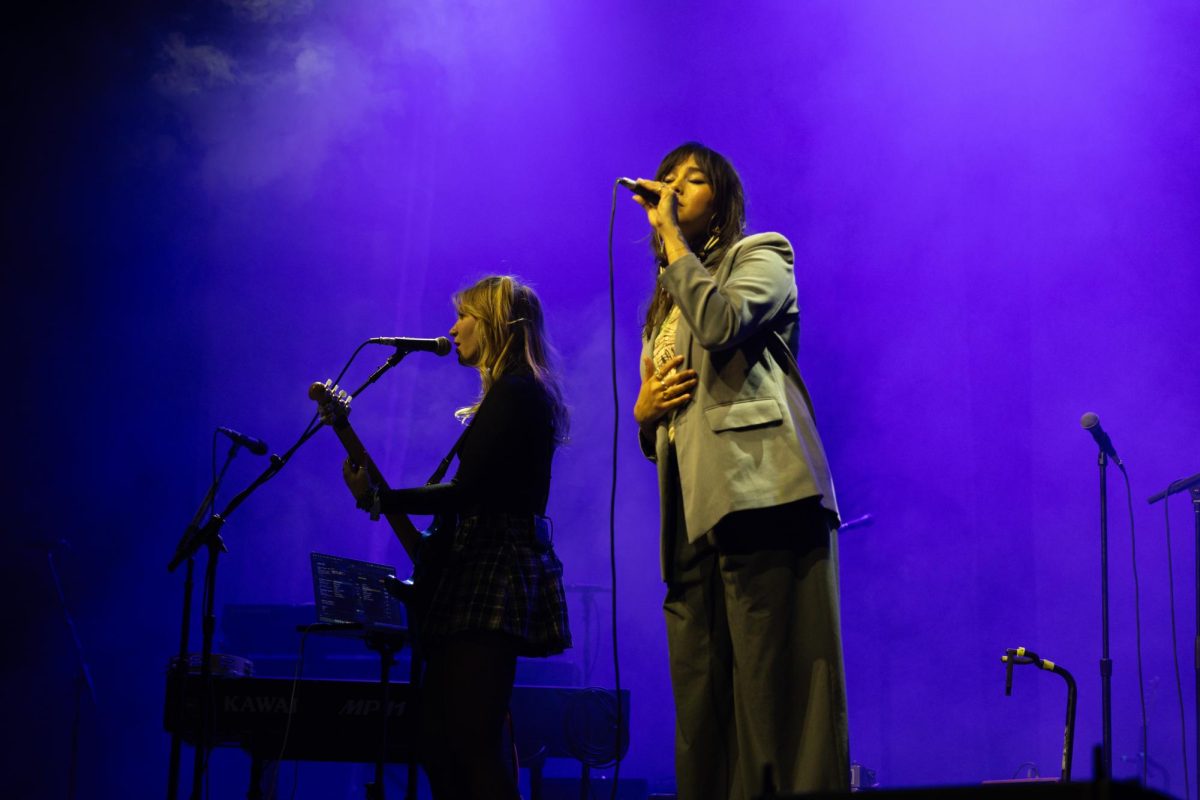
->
xmin=309 ymin=379 xmax=352 ymax=427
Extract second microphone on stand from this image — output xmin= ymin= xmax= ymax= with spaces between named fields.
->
xmin=217 ymin=426 xmax=268 ymax=456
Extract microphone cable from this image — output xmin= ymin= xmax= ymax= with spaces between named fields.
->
xmin=605 ymin=179 xmax=625 ymax=797
xmin=1161 ymin=490 xmax=1190 ymax=800
xmin=1119 ymin=467 xmax=1149 ymax=785
xmin=280 ymin=626 xmax=314 ymax=800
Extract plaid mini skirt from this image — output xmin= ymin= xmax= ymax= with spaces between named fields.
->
xmin=417 ymin=512 xmax=571 ymax=657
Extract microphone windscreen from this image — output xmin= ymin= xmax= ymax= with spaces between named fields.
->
xmin=1080 ymin=411 xmax=1100 ymax=430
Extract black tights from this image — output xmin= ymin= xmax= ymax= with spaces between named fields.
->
xmin=417 ymin=631 xmax=519 ymax=799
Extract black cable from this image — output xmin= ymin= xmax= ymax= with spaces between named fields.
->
xmin=1122 ymin=469 xmax=1148 ymax=784
xmin=1163 ymin=493 xmax=1191 ymax=800
xmin=282 ymin=627 xmax=312 ymax=800
xmin=300 ymin=340 xmax=371 ymax=440
xmin=607 ymin=179 xmax=624 ymax=799
xmin=210 ymin=430 xmax=219 ymax=514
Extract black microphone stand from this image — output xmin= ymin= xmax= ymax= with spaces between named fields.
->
xmin=165 ymin=347 xmax=412 ymax=800
xmin=1097 ymin=449 xmax=1114 ymax=780
xmin=1192 ymin=485 xmax=1199 ymax=800
xmin=1185 ymin=484 xmax=1195 ymax=800
xmin=1148 ymin=469 xmax=1200 ymax=800
xmin=166 ymin=440 xmax=242 ymax=800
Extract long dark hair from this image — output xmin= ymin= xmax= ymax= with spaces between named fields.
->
xmin=453 ymin=275 xmax=569 ymax=444
xmin=642 ymin=142 xmax=746 ymax=339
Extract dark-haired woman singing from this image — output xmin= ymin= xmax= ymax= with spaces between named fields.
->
xmin=340 ymin=275 xmax=571 ymax=799
xmin=629 ymin=143 xmax=849 ymax=799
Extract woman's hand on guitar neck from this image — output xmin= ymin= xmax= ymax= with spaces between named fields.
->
xmin=342 ymin=457 xmax=374 ymax=505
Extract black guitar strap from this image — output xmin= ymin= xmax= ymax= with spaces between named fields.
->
xmin=425 ymin=423 xmax=471 ymax=485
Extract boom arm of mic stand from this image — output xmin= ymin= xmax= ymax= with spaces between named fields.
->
xmin=171 ymin=349 xmax=412 ymax=569
xmin=360 ymin=349 xmax=409 ymax=393
xmin=1148 ymin=470 xmax=1200 ymax=504
xmin=172 ymin=346 xmax=416 ymax=572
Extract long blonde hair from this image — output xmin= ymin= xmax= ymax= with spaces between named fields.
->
xmin=453 ymin=275 xmax=569 ymax=444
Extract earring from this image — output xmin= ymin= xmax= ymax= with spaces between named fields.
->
xmin=701 ymin=218 xmax=721 ymax=258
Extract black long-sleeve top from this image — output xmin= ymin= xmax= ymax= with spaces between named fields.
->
xmin=379 ymin=371 xmax=556 ymax=517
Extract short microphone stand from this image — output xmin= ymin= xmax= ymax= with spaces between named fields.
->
xmin=1002 ymin=647 xmax=1078 ymax=782
xmin=1148 ymin=469 xmax=1200 ymax=800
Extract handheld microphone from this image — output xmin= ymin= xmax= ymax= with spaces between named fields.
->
xmin=217 ymin=426 xmax=268 ymax=456
xmin=1080 ymin=412 xmax=1122 ymax=468
xmin=617 ymin=177 xmax=661 ymax=205
xmin=366 ymin=336 xmax=452 ymax=356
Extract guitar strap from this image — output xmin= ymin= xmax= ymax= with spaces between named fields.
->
xmin=425 ymin=424 xmax=471 ymax=485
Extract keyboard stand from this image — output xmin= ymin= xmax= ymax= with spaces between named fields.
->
xmin=297 ymin=622 xmax=412 ymax=800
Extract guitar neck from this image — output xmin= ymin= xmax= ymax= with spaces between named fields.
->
xmin=330 ymin=421 xmax=389 ymax=490
xmin=328 ymin=419 xmax=420 ymax=561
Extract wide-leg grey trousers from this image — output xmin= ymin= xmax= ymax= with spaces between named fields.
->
xmin=662 ymin=453 xmax=849 ymax=799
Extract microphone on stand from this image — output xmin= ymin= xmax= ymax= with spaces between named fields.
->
xmin=1080 ymin=412 xmax=1123 ymax=470
xmin=216 ymin=426 xmax=268 ymax=456
xmin=366 ymin=336 xmax=452 ymax=356
xmin=617 ymin=177 xmax=661 ymax=205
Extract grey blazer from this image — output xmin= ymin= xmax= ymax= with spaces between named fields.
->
xmin=639 ymin=232 xmax=839 ymax=577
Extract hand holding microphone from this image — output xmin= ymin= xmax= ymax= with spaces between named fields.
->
xmin=618 ymin=177 xmax=678 ymax=225
xmin=619 ymin=177 xmax=692 ymax=266
xmin=617 ymin=177 xmax=662 ymax=206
